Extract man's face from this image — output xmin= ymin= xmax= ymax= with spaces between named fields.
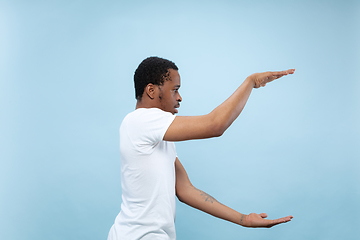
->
xmin=158 ymin=69 xmax=182 ymax=115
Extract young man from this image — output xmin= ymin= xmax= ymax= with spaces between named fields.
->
xmin=108 ymin=57 xmax=295 ymax=240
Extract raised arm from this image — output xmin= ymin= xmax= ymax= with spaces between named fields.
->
xmin=164 ymin=69 xmax=295 ymax=141
xmin=175 ymin=158 xmax=293 ymax=228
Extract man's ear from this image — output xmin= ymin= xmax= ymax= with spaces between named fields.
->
xmin=145 ymin=83 xmax=156 ymax=99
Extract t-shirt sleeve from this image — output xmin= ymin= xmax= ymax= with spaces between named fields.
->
xmin=130 ymin=108 xmax=176 ymax=147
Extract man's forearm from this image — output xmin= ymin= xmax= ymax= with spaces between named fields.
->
xmin=177 ymin=185 xmax=293 ymax=228
xmin=177 ymin=185 xmax=246 ymax=226
xmin=209 ymin=77 xmax=254 ymax=136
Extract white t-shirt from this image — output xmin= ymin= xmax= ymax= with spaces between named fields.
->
xmin=108 ymin=108 xmax=177 ymax=240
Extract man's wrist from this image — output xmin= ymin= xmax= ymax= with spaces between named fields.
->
xmin=245 ymin=76 xmax=256 ymax=88
xmin=239 ymin=213 xmax=248 ymax=226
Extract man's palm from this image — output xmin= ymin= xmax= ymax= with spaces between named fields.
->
xmin=244 ymin=213 xmax=293 ymax=228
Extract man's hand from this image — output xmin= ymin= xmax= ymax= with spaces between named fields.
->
xmin=241 ymin=213 xmax=293 ymax=228
xmin=249 ymin=69 xmax=295 ymax=88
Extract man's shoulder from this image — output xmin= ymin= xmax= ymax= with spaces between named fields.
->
xmin=120 ymin=108 xmax=176 ymax=143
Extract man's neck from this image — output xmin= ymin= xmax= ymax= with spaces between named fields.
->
xmin=135 ymin=99 xmax=159 ymax=110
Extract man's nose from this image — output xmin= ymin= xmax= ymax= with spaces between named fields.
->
xmin=177 ymin=93 xmax=182 ymax=102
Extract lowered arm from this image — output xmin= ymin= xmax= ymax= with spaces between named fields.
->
xmin=175 ymin=158 xmax=293 ymax=228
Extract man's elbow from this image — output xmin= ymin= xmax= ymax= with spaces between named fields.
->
xmin=175 ymin=184 xmax=193 ymax=203
xmin=206 ymin=113 xmax=227 ymax=138
xmin=176 ymin=194 xmax=186 ymax=203
xmin=176 ymin=188 xmax=187 ymax=203
xmin=209 ymin=121 xmax=226 ymax=138
xmin=214 ymin=126 xmax=225 ymax=137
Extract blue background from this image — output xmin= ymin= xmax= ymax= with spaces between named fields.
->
xmin=1 ymin=0 xmax=359 ymax=239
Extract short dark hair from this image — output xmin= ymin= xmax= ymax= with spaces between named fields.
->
xmin=134 ymin=56 xmax=178 ymax=100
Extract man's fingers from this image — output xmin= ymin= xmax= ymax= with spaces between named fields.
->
xmin=271 ymin=69 xmax=295 ymax=77
xmin=264 ymin=69 xmax=295 ymax=79
xmin=287 ymin=68 xmax=295 ymax=74
xmin=278 ymin=69 xmax=295 ymax=75
xmin=270 ymin=215 xmax=293 ymax=226
xmin=266 ymin=69 xmax=295 ymax=81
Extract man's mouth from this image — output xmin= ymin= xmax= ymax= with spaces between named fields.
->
xmin=174 ymin=104 xmax=180 ymax=113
